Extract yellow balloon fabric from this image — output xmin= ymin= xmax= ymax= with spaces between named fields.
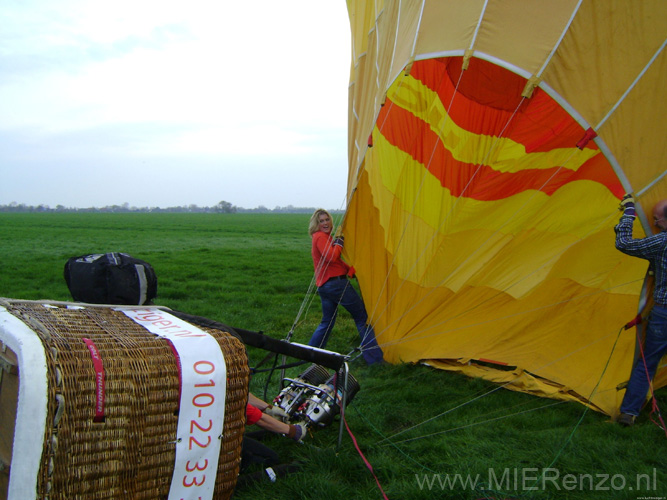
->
xmin=344 ymin=0 xmax=667 ymax=416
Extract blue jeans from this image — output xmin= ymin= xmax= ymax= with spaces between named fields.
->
xmin=620 ymin=305 xmax=667 ymax=416
xmin=308 ymin=278 xmax=384 ymax=364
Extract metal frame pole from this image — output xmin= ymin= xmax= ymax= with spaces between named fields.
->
xmin=337 ymin=361 xmax=350 ymax=451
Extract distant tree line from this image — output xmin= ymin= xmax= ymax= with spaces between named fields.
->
xmin=0 ymin=201 xmax=342 ymax=214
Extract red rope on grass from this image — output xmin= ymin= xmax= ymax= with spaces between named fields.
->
xmin=343 ymin=413 xmax=390 ymax=499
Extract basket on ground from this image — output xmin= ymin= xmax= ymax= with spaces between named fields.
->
xmin=0 ymin=299 xmax=248 ymax=500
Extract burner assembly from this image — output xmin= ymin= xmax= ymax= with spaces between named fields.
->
xmin=273 ymin=363 xmax=361 ymax=429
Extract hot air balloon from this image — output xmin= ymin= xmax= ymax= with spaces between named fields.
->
xmin=342 ymin=0 xmax=667 ymax=416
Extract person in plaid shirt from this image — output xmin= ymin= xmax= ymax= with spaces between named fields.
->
xmin=615 ymin=195 xmax=667 ymax=426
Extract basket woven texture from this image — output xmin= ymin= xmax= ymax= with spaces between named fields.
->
xmin=3 ymin=300 xmax=248 ymax=500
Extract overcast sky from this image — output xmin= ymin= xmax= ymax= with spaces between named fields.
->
xmin=0 ymin=1 xmax=351 ymax=210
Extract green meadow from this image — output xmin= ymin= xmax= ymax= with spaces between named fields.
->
xmin=1 ymin=212 xmax=665 ymax=500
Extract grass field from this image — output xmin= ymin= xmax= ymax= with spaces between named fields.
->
xmin=1 ymin=212 xmax=666 ymax=499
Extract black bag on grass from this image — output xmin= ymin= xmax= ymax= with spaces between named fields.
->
xmin=64 ymin=252 xmax=157 ymax=305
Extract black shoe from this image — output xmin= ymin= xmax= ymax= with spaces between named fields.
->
xmin=617 ymin=413 xmax=636 ymax=427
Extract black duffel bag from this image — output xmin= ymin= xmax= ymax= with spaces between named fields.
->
xmin=64 ymin=252 xmax=158 ymax=305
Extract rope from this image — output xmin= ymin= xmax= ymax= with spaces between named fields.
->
xmin=351 ymin=404 xmax=438 ymax=474
xmin=383 ymin=400 xmax=566 ymax=447
xmin=342 ymin=411 xmax=390 ymax=500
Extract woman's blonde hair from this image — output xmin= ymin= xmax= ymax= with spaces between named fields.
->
xmin=308 ymin=208 xmax=332 ymax=236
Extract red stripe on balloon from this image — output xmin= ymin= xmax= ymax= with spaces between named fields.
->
xmin=377 ymin=101 xmax=624 ymax=200
xmin=409 ymin=58 xmax=600 ymax=154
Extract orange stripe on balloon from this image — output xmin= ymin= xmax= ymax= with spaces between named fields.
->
xmin=377 ymin=101 xmax=624 ymax=200
xmin=409 ymin=58 xmax=599 ymax=154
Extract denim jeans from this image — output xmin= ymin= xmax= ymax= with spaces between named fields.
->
xmin=308 ymin=278 xmax=384 ymax=364
xmin=620 ymin=305 xmax=667 ymax=416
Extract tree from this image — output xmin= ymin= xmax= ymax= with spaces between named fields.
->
xmin=214 ymin=200 xmax=237 ymax=213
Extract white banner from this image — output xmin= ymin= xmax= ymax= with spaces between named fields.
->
xmin=0 ymin=307 xmax=49 ymax=500
xmin=121 ymin=308 xmax=227 ymax=500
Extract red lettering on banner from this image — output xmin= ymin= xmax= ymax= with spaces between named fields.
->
xmin=120 ymin=308 xmax=225 ymax=500
xmin=127 ymin=310 xmax=207 ymax=337
xmin=156 ymin=324 xmax=205 ymax=336
xmin=158 ymin=324 xmax=181 ymax=331
xmin=179 ymin=359 xmax=219 ymax=496
xmin=173 ymin=331 xmax=207 ymax=338
xmin=139 ymin=313 xmax=163 ymax=321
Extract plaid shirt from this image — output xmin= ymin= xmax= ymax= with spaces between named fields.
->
xmin=615 ymin=214 xmax=667 ymax=305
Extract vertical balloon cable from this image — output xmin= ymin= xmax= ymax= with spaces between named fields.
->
xmin=409 ymin=0 xmax=427 ymax=60
xmin=535 ymin=0 xmax=583 ymax=78
xmin=468 ymin=0 xmax=489 ymax=51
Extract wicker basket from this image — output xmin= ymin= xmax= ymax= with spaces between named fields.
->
xmin=0 ymin=299 xmax=248 ymax=500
